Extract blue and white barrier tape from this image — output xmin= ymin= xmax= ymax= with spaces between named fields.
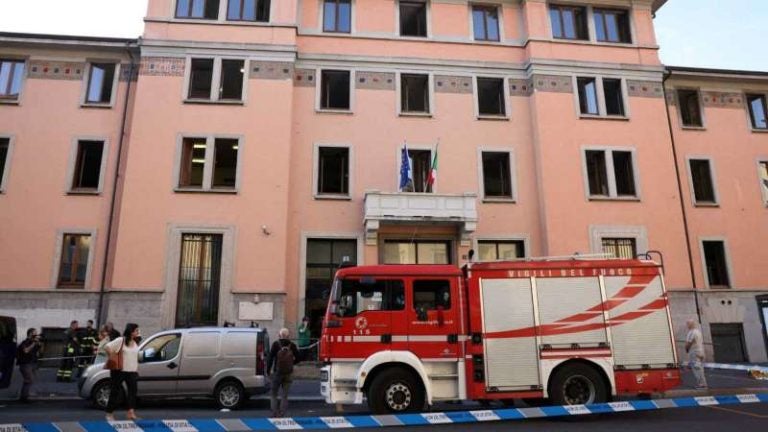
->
xmin=2 ymin=393 xmax=767 ymax=432
xmin=702 ymin=363 xmax=768 ymax=373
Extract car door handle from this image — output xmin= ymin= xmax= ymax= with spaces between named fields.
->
xmin=167 ymin=362 xmax=178 ymax=370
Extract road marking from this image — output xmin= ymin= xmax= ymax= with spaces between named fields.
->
xmin=706 ymin=405 xmax=768 ymax=419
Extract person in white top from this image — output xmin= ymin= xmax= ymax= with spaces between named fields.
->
xmin=103 ymin=323 xmax=141 ymax=421
xmin=685 ymin=319 xmax=708 ymax=389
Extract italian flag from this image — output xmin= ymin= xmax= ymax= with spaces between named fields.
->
xmin=426 ymin=143 xmax=439 ymax=190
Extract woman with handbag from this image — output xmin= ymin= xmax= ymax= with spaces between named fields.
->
xmin=103 ymin=323 xmax=141 ymax=421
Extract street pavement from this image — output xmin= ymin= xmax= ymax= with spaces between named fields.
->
xmin=0 ymin=367 xmax=766 ymax=428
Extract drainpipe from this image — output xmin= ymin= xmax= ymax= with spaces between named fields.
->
xmin=662 ymin=69 xmax=702 ymax=324
xmin=96 ymin=41 xmax=137 ymax=327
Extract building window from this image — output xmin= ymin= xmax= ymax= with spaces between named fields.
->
xmin=383 ymin=240 xmax=451 ymax=264
xmin=399 ymin=1 xmax=428 ymax=37
xmin=176 ymin=0 xmax=220 ymax=19
xmin=585 ymin=149 xmax=637 ymax=199
xmin=306 ymin=239 xmax=357 ymax=335
xmin=577 ymin=77 xmax=625 ymax=117
xmin=178 ymin=137 xmax=240 ymax=191
xmin=402 ymin=149 xmax=432 ymax=193
xmin=549 ymin=4 xmax=588 ymax=40
xmin=677 ymin=89 xmax=703 ymax=127
xmin=759 ymin=161 xmax=768 ymax=204
xmin=71 ymin=140 xmax=104 ymax=192
xmin=481 ymin=151 xmax=513 ymax=199
xmin=689 ymin=159 xmax=717 ymax=205
xmin=323 ymin=0 xmax=351 ymax=33
xmin=601 ymin=238 xmax=637 ymax=259
xmin=176 ymin=234 xmax=223 ymax=327
xmin=85 ymin=63 xmax=116 ymax=105
xmin=320 ymin=70 xmax=351 ymax=110
xmin=58 ymin=234 xmax=91 ymax=288
xmin=0 ymin=138 xmax=9 ymax=191
xmin=401 ymin=73 xmax=430 ymax=114
xmin=227 ymin=0 xmax=270 ymax=22
xmin=472 ymin=5 xmax=500 ymax=41
xmin=478 ymin=240 xmax=525 ymax=261
xmin=317 ymin=147 xmax=349 ymax=196
xmin=593 ymin=9 xmax=631 ymax=43
xmin=0 ymin=59 xmax=25 ymax=101
xmin=702 ymin=240 xmax=730 ymax=288
xmin=477 ymin=77 xmax=506 ymax=116
xmin=187 ymin=58 xmax=245 ymax=102
xmin=747 ymin=94 xmax=768 ymax=130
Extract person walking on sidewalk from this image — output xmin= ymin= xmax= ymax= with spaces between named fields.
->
xmin=685 ymin=319 xmax=708 ymax=389
xmin=267 ymin=328 xmax=301 ymax=418
xmin=57 ymin=320 xmax=80 ymax=382
xmin=17 ymin=328 xmax=41 ymax=403
xmin=104 ymin=323 xmax=142 ymax=421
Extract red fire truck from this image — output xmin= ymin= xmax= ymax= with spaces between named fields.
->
xmin=319 ymin=256 xmax=681 ymax=414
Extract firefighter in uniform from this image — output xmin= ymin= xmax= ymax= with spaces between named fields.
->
xmin=56 ymin=320 xmax=80 ymax=382
xmin=79 ymin=320 xmax=98 ymax=372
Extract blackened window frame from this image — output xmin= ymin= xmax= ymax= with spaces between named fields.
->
xmin=481 ymin=151 xmax=514 ymax=199
xmin=584 ymin=148 xmax=639 ymax=200
xmin=677 ymin=88 xmax=704 ymax=128
xmin=476 ymin=77 xmax=507 ymax=117
xmin=689 ymin=158 xmax=717 ymax=205
xmin=317 ymin=146 xmax=350 ymax=196
xmin=549 ymin=4 xmax=589 ymax=41
xmin=702 ymin=240 xmax=731 ymax=288
xmin=399 ymin=0 xmax=429 ymax=38
xmin=186 ymin=57 xmax=246 ymax=103
xmin=400 ymin=73 xmax=431 ymax=114
xmin=70 ymin=140 xmax=105 ymax=192
xmin=0 ymin=137 xmax=10 ymax=192
xmin=319 ymin=69 xmax=352 ymax=111
xmin=84 ymin=62 xmax=118 ymax=106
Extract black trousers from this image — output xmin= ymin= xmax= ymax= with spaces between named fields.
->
xmin=106 ymin=370 xmax=138 ymax=413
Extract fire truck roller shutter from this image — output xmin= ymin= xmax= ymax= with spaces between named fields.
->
xmin=536 ymin=277 xmax=608 ymax=346
xmin=604 ymin=275 xmax=676 ymax=367
xmin=480 ymin=278 xmax=541 ymax=390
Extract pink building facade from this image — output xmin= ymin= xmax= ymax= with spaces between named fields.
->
xmin=1 ymin=0 xmax=766 ymax=363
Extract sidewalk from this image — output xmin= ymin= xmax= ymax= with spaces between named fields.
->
xmin=1 ymin=365 xmax=765 ymax=402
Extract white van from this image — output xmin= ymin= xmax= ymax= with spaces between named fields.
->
xmin=79 ymin=327 xmax=269 ymax=409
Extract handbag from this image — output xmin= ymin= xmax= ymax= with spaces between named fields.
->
xmin=104 ymin=338 xmax=124 ymax=371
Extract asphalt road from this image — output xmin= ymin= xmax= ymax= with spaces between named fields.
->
xmin=1 ymin=399 xmax=768 ymax=431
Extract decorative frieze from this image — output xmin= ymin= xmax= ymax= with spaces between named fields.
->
xmin=701 ymin=91 xmax=744 ymax=109
xmin=249 ymin=61 xmax=293 ymax=80
xmin=28 ymin=61 xmax=84 ymax=80
xmin=356 ymin=71 xmax=395 ymax=90
xmin=509 ymin=78 xmax=533 ymax=97
xmin=627 ymin=80 xmax=664 ymax=98
xmin=119 ymin=63 xmax=139 ymax=82
xmin=531 ymin=74 xmax=573 ymax=93
xmin=294 ymin=69 xmax=316 ymax=87
xmin=434 ymin=75 xmax=473 ymax=94
xmin=139 ymin=57 xmax=185 ymax=77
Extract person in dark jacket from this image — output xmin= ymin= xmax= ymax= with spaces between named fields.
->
xmin=266 ymin=328 xmax=300 ymax=418
xmin=56 ymin=320 xmax=79 ymax=382
xmin=105 ymin=322 xmax=120 ymax=341
xmin=17 ymin=328 xmax=41 ymax=403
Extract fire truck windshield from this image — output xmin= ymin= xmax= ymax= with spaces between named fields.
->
xmin=328 ymin=278 xmax=405 ymax=318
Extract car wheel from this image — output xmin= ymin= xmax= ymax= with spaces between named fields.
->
xmin=367 ymin=368 xmax=425 ymax=414
xmin=91 ymin=380 xmax=122 ymax=410
xmin=215 ymin=380 xmax=246 ymax=410
xmin=549 ymin=364 xmax=608 ymax=406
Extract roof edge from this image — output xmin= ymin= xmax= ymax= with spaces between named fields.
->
xmin=652 ymin=0 xmax=668 ymax=13
xmin=666 ymin=65 xmax=768 ymax=80
xmin=0 ymin=31 xmax=138 ymax=47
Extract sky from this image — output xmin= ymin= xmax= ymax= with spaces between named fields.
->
xmin=0 ymin=0 xmax=766 ymax=72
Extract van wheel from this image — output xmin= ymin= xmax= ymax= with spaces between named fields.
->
xmin=92 ymin=380 xmax=122 ymax=410
xmin=215 ymin=380 xmax=246 ymax=409
xmin=367 ymin=368 xmax=425 ymax=414
xmin=549 ymin=364 xmax=607 ymax=406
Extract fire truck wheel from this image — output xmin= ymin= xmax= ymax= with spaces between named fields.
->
xmin=549 ymin=364 xmax=608 ymax=406
xmin=368 ymin=368 xmax=425 ymax=414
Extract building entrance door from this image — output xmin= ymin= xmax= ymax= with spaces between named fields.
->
xmin=711 ymin=323 xmax=748 ymax=363
xmin=175 ymin=234 xmax=223 ymax=327
xmin=305 ymin=239 xmax=357 ymax=338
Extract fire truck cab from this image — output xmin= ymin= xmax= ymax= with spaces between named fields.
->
xmin=319 ymin=257 xmax=680 ymax=414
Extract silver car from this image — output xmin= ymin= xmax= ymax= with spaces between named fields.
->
xmin=79 ymin=327 xmax=269 ymax=409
